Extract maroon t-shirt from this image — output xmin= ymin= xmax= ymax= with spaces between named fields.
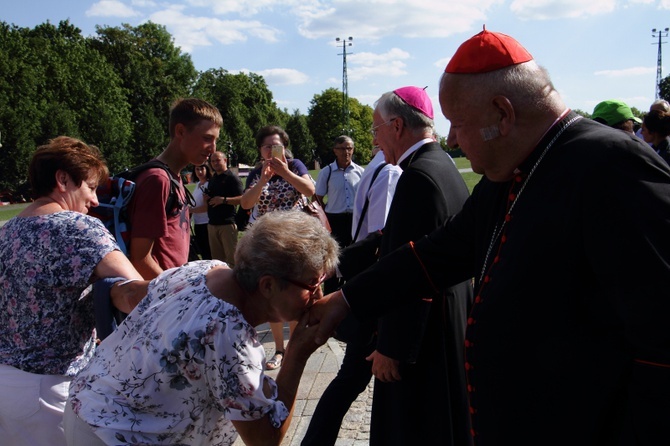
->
xmin=128 ymin=166 xmax=190 ymax=270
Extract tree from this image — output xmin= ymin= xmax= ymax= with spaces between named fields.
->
xmin=659 ymin=75 xmax=670 ymax=103
xmin=192 ymin=69 xmax=286 ymax=166
xmin=90 ymin=22 xmax=197 ymax=170
xmin=308 ymin=88 xmax=374 ymax=166
xmin=0 ymin=20 xmax=130 ymax=191
xmin=285 ymin=110 xmax=316 ymax=167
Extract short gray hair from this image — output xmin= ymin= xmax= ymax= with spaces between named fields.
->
xmin=375 ymin=91 xmax=434 ymax=135
xmin=234 ymin=210 xmax=340 ymax=292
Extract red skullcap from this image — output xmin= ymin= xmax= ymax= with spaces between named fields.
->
xmin=445 ymin=26 xmax=533 ymax=74
xmin=393 ymin=86 xmax=434 ymax=120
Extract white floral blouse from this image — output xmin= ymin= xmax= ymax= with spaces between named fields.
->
xmin=69 ymin=260 xmax=289 ymax=445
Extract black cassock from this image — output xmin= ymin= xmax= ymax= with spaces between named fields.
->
xmin=340 ymin=141 xmax=473 ymax=446
xmin=342 ymin=112 xmax=670 ymax=446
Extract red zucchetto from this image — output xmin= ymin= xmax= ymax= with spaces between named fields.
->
xmin=445 ymin=25 xmax=533 ymax=74
xmin=393 ymin=86 xmax=434 ymax=120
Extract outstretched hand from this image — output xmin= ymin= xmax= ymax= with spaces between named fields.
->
xmin=306 ymin=290 xmax=350 ymax=345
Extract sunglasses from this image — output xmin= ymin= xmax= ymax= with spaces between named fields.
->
xmin=283 ymin=273 xmax=327 ymax=297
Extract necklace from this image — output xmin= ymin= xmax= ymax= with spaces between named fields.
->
xmin=477 ymin=114 xmax=581 ymax=286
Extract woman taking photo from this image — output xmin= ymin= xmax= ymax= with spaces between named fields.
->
xmin=240 ymin=125 xmax=316 ymax=371
xmin=0 ymin=136 xmax=144 ymax=446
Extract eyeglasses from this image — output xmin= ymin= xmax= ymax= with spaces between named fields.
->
xmin=261 ymin=143 xmax=284 ymax=150
xmin=283 ymin=273 xmax=327 ymax=297
xmin=370 ymin=117 xmax=398 ymax=137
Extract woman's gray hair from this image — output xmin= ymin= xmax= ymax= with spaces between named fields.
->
xmin=233 ymin=210 xmax=340 ymax=292
xmin=375 ymin=91 xmax=434 ymax=135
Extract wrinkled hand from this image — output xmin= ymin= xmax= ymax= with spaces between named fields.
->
xmin=284 ymin=313 xmax=323 ymax=362
xmin=367 ymin=350 xmax=401 ymax=382
xmin=306 ymin=290 xmax=350 ymax=345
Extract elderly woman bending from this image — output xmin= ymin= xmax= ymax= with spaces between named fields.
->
xmin=0 ymin=136 xmax=143 ymax=446
xmin=65 ymin=210 xmax=339 ymax=446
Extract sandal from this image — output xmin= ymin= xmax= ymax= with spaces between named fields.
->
xmin=266 ymin=351 xmax=284 ymax=370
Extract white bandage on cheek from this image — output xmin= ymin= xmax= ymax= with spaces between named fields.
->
xmin=480 ymin=125 xmax=500 ymax=141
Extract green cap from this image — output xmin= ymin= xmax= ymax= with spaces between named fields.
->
xmin=592 ymin=100 xmax=642 ymax=126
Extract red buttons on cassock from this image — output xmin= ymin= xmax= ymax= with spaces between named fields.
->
xmin=474 ymin=295 xmax=482 ymax=303
xmin=505 ymin=214 xmax=512 ymax=222
xmin=469 ymin=406 xmax=477 ymax=414
xmin=508 ymin=193 xmax=516 ymax=201
xmin=467 ymin=317 xmax=475 ymax=326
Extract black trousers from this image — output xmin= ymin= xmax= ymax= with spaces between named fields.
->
xmin=301 ymin=325 xmax=375 ymax=446
xmin=324 ymin=212 xmax=353 ymax=293
xmin=193 ymin=223 xmax=211 ymax=260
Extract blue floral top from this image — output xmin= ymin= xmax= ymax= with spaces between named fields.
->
xmin=0 ymin=212 xmax=118 ymax=375
xmin=69 ymin=260 xmax=289 ymax=446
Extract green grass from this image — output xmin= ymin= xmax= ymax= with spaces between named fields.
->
xmin=0 ymin=160 xmax=481 ymax=223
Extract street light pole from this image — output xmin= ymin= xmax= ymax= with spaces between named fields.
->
xmin=336 ymin=36 xmax=353 ymax=135
xmin=652 ymin=27 xmax=669 ymax=99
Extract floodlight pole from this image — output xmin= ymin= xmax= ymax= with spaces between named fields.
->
xmin=336 ymin=36 xmax=353 ymax=135
xmin=652 ymin=28 xmax=669 ymax=99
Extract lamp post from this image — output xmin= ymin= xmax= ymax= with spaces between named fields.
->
xmin=336 ymin=36 xmax=353 ymax=135
xmin=652 ymin=27 xmax=669 ymax=99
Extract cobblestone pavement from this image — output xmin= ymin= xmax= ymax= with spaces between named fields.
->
xmin=233 ymin=323 xmax=373 ymax=446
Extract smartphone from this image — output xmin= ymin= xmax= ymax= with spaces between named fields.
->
xmin=271 ymin=144 xmax=284 ymax=159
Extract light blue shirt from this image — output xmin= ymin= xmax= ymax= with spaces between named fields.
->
xmin=315 ymin=161 xmax=364 ymax=213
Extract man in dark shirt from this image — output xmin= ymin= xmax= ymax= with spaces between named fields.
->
xmin=309 ymin=28 xmax=670 ymax=446
xmin=205 ymin=151 xmax=243 ymax=266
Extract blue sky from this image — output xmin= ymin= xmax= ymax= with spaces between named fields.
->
xmin=4 ymin=0 xmax=670 ymax=138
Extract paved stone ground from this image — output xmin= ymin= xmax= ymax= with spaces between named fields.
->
xmin=232 ymin=323 xmax=373 ymax=446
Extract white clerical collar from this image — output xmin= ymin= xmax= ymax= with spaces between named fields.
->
xmin=397 ymin=138 xmax=434 ymax=165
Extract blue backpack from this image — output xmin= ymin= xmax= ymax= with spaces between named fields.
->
xmin=90 ymin=160 xmax=194 ymax=255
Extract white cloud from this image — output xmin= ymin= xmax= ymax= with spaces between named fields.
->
xmin=434 ymin=56 xmax=451 ymax=70
xmin=347 ymin=48 xmax=411 ymax=81
xmin=594 ymin=67 xmax=656 ymax=77
xmin=510 ymin=0 xmax=616 ymax=20
xmin=131 ymin=0 xmax=157 ymax=7
xmin=246 ymin=68 xmax=310 ymax=85
xmin=86 ymin=0 xmax=140 ymax=18
xmin=294 ymin=0 xmax=498 ymax=40
xmin=148 ymin=7 xmax=281 ymax=52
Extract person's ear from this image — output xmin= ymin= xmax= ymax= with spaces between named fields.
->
xmin=55 ymin=170 xmax=69 ymax=191
xmin=258 ymin=275 xmax=277 ymax=299
xmin=174 ymin=123 xmax=186 ymax=139
xmin=491 ymin=95 xmax=515 ymax=136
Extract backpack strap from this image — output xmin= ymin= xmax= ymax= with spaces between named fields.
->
xmin=352 ymin=162 xmax=387 ymax=243
xmin=124 ymin=160 xmax=193 ymax=215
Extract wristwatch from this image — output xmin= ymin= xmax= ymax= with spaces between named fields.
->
xmin=223 ymin=196 xmax=228 ymax=204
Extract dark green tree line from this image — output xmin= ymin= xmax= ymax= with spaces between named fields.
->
xmin=0 ymin=19 xmax=380 ymax=194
